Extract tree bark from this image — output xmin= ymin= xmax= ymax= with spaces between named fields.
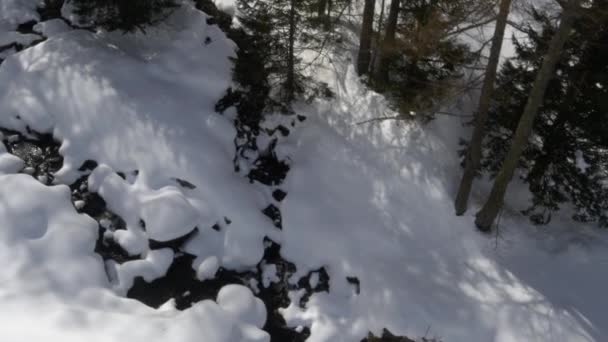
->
xmin=286 ymin=0 xmax=296 ymax=102
xmin=475 ymin=0 xmax=581 ymax=231
xmin=374 ymin=0 xmax=400 ymax=85
xmin=318 ymin=0 xmax=327 ymax=18
xmin=370 ymin=0 xmax=386 ymax=74
xmin=454 ymin=0 xmax=512 ymax=215
xmin=357 ymin=0 xmax=376 ymax=75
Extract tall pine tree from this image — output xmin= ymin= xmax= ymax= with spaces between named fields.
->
xmin=479 ymin=2 xmax=608 ymax=228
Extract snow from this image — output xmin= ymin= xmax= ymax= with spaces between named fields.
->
xmin=217 ymin=284 xmax=267 ymax=328
xmin=33 ymin=18 xmax=70 ymax=36
xmin=0 ymin=141 xmax=24 ymax=173
xmin=0 ymin=175 xmax=270 ymax=342
xmin=261 ymin=262 xmax=279 ymax=288
xmin=0 ymin=0 xmax=41 ymax=27
xmin=197 ymin=255 xmax=220 ymax=281
xmin=0 ymin=0 xmax=607 ymax=341
xmin=275 ymin=55 xmax=608 ymax=341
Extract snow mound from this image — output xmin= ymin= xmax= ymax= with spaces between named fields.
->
xmin=0 ymin=174 xmax=270 ymax=341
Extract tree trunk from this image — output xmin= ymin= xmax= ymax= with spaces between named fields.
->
xmin=374 ymin=0 xmax=400 ymax=86
xmin=286 ymin=0 xmax=296 ymax=102
xmin=454 ymin=0 xmax=512 ymax=215
xmin=318 ymin=0 xmax=327 ymax=18
xmin=475 ymin=0 xmax=581 ymax=231
xmin=370 ymin=0 xmax=386 ymax=76
xmin=357 ymin=0 xmax=376 ymax=75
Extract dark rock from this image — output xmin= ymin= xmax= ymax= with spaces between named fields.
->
xmin=347 ymin=276 xmax=361 ymax=295
xmin=78 ymin=159 xmax=98 ymax=172
xmin=297 ymin=115 xmax=307 ymax=122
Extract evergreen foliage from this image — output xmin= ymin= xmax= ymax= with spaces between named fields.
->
xmin=371 ymin=0 xmax=488 ymax=120
xmin=70 ymin=0 xmax=178 ymax=32
xmin=236 ymin=0 xmax=333 ymax=108
xmin=481 ymin=7 xmax=608 ymax=227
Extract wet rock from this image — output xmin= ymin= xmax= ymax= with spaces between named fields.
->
xmin=1 ymin=129 xmax=62 ymax=183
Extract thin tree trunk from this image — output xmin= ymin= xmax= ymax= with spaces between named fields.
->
xmin=475 ymin=0 xmax=581 ymax=231
xmin=454 ymin=0 xmax=512 ymax=215
xmin=286 ymin=0 xmax=296 ymax=101
xmin=371 ymin=0 xmax=386 ymax=76
xmin=357 ymin=0 xmax=376 ymax=75
xmin=374 ymin=0 xmax=400 ymax=86
xmin=318 ymin=0 xmax=327 ymax=18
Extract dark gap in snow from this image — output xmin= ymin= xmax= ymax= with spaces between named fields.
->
xmin=149 ymin=227 xmax=199 ymax=252
xmin=262 ymin=204 xmax=282 ymax=229
xmin=172 ymin=177 xmax=197 ymax=189
xmin=248 ymin=147 xmax=290 ymax=186
xmin=37 ymin=0 xmax=65 ymax=22
xmin=272 ymin=189 xmax=287 ymax=202
xmin=362 ymin=329 xmax=416 ymax=342
xmin=78 ymin=159 xmax=98 ymax=172
xmin=255 ymin=239 xmax=310 ymax=342
xmin=128 ymin=253 xmax=252 ymax=310
xmin=16 ymin=20 xmax=38 ymax=34
xmin=95 ymin=226 xmax=141 ymax=264
xmin=297 ymin=267 xmax=330 ymax=307
xmin=347 ymin=276 xmax=361 ymax=295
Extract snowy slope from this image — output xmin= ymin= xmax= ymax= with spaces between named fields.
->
xmin=278 ymin=60 xmax=608 ymax=341
xmin=0 ymin=1 xmax=607 ymax=342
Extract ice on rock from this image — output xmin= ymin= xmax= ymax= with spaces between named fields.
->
xmin=217 ymin=284 xmax=267 ymax=328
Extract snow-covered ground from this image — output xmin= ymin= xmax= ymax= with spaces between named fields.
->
xmin=0 ymin=1 xmax=606 ymax=342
